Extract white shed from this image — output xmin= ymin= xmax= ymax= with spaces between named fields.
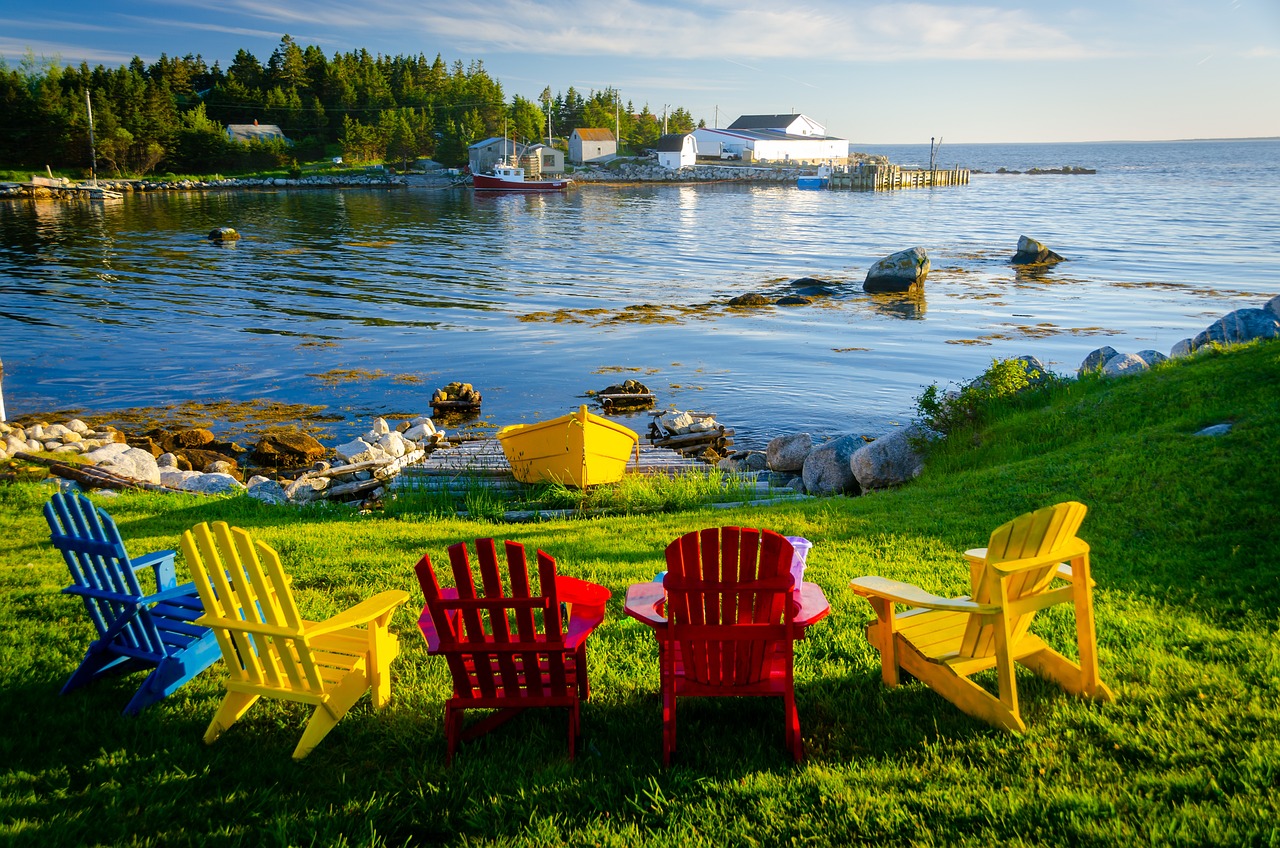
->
xmin=655 ymin=133 xmax=697 ymax=169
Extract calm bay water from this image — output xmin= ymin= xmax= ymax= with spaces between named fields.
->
xmin=2 ymin=138 xmax=1277 ymax=448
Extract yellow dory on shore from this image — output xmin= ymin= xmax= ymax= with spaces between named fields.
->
xmin=496 ymin=405 xmax=640 ymax=487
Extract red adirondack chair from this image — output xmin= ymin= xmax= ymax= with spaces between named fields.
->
xmin=626 ymin=526 xmax=830 ymax=765
xmin=414 ymin=539 xmax=610 ymax=764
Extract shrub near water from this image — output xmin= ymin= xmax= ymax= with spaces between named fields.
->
xmin=1 ymin=342 xmax=1278 ymax=845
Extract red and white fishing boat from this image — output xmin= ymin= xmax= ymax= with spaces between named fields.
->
xmin=472 ymin=162 xmax=571 ymax=192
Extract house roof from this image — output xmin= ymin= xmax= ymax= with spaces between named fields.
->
xmin=227 ymin=123 xmax=286 ymax=142
xmin=468 ymin=137 xmax=519 ymax=151
xmin=697 ymin=127 xmax=846 ymax=143
xmin=727 ymin=114 xmax=803 ymax=131
xmin=573 ymin=128 xmax=616 ymax=142
xmin=655 ymin=133 xmax=691 ymax=152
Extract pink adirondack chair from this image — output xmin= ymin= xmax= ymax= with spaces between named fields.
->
xmin=414 ymin=539 xmax=610 ymax=763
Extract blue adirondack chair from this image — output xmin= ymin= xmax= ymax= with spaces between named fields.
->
xmin=45 ymin=492 xmax=221 ymax=715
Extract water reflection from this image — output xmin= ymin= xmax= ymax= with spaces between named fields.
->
xmin=2 ymin=144 xmax=1277 ymax=447
xmin=866 ymin=291 xmax=928 ymax=319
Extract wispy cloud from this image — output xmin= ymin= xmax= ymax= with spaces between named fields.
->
xmin=116 ymin=14 xmax=332 ymax=48
xmin=0 ymin=37 xmax=140 ymax=67
xmin=169 ymin=0 xmax=1095 ymax=62
xmin=1242 ymin=45 xmax=1279 ymax=58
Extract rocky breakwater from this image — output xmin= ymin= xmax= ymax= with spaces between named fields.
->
xmin=571 ymin=162 xmax=807 ymax=184
xmin=1 ymin=173 xmax=406 ymax=199
xmin=1079 ymin=294 xmax=1280 ymax=379
xmin=3 ymin=412 xmax=447 ymax=507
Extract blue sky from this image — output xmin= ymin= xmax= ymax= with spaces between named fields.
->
xmin=2 ymin=0 xmax=1278 ymax=143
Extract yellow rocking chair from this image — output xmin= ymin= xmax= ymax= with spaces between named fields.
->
xmin=181 ymin=521 xmax=409 ymax=758
xmin=850 ymin=501 xmax=1113 ymax=732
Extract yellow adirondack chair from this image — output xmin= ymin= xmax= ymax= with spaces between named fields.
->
xmin=850 ymin=501 xmax=1113 ymax=732
xmin=180 ymin=521 xmax=409 ymax=759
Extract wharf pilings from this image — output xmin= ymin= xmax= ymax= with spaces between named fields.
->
xmin=827 ymin=163 xmax=970 ymax=191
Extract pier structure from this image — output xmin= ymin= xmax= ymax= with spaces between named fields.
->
xmin=827 ymin=162 xmax=969 ymax=191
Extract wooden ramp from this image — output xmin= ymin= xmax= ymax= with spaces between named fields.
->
xmin=400 ymin=437 xmax=707 ymax=483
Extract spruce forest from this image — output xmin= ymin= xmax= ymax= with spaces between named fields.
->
xmin=0 ymin=35 xmax=699 ymax=177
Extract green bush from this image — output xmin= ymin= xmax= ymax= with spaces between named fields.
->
xmin=914 ymin=356 xmax=1059 ymax=439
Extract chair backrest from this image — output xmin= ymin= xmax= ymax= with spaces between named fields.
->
xmin=181 ymin=521 xmax=328 ymax=700
xmin=415 ymin=539 xmax=572 ymax=701
xmin=962 ymin=501 xmax=1088 ymax=658
xmin=662 ymin=527 xmax=796 ymax=687
xmin=45 ymin=492 xmax=161 ymax=653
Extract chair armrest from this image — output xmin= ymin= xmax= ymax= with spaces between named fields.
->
xmin=132 ymin=549 xmax=177 ymax=591
xmin=140 ymin=580 xmax=201 ymax=605
xmin=417 ymin=588 xmax=460 ymax=652
xmin=792 ymin=582 xmax=831 ymax=628
xmin=556 ymin=574 xmax=612 ymax=606
xmin=985 ymin=538 xmax=1091 ymax=576
xmin=850 ymin=576 xmax=999 ymax=613
xmin=556 ymin=574 xmax=611 ymax=635
xmin=564 ymin=613 xmax=605 ymax=650
xmin=623 ymin=582 xmax=666 ymax=628
xmin=305 ymin=590 xmax=410 ymax=637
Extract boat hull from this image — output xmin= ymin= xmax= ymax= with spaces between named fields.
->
xmin=497 ymin=405 xmax=639 ymax=487
xmin=472 ymin=173 xmax=570 ymax=192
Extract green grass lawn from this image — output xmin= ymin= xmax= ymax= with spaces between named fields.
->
xmin=2 ymin=343 xmax=1278 ymax=846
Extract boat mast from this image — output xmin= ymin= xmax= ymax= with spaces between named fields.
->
xmin=86 ymin=90 xmax=98 ymax=185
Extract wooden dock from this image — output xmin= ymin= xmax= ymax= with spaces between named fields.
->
xmin=829 ymin=163 xmax=969 ymax=191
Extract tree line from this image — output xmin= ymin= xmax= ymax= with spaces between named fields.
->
xmin=0 ymin=36 xmax=700 ymax=178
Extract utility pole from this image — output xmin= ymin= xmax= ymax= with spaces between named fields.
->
xmin=615 ymin=88 xmax=620 ymax=150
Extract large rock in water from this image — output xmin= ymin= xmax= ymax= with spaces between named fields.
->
xmin=251 ymin=431 xmax=327 ymax=466
xmin=1190 ymin=308 xmax=1280 ymax=351
xmin=851 ymin=426 xmax=926 ymax=491
xmin=801 ymin=435 xmax=863 ymax=496
xmin=1012 ymin=235 xmax=1065 ymax=265
xmin=863 ymin=247 xmax=929 ymax=293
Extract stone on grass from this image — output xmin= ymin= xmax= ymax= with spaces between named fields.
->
xmin=182 ymin=473 xmax=245 ymax=495
xmin=767 ymin=433 xmax=812 ymax=473
xmin=86 ymin=445 xmax=161 ymax=484
xmin=1191 ymin=308 xmax=1280 ymax=351
xmin=1101 ymin=353 xmax=1150 ymax=378
xmin=801 ymin=435 xmax=863 ymax=496
xmin=1078 ymin=346 xmax=1119 ymax=375
xmin=248 ymin=478 xmax=289 ymax=505
xmin=851 ymin=426 xmax=926 ymax=491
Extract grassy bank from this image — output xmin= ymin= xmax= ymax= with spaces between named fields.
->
xmin=2 ymin=342 xmax=1278 ymax=846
